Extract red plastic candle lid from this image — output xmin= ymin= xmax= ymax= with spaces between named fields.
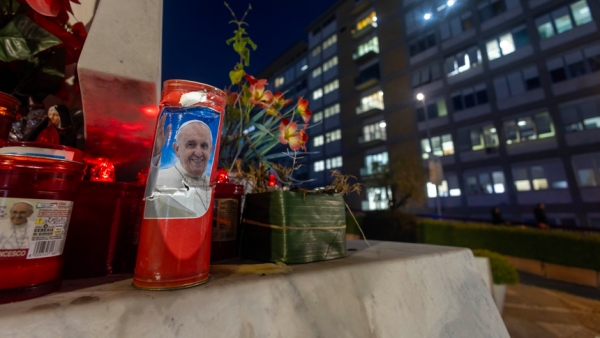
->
xmin=0 ymin=142 xmax=84 ymax=163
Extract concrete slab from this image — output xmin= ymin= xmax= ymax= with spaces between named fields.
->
xmin=0 ymin=241 xmax=508 ymax=338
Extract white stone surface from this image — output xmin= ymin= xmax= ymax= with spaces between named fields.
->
xmin=476 ymin=256 xmax=493 ymax=293
xmin=78 ymin=0 xmax=163 ymax=180
xmin=0 ymin=241 xmax=509 ymax=337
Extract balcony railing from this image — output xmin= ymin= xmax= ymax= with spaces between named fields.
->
xmin=359 ymin=166 xmax=387 ymax=177
xmin=359 ymin=133 xmax=386 ymax=144
xmin=356 ymin=101 xmax=384 ymax=115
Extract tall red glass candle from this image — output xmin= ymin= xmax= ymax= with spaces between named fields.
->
xmin=133 ymin=80 xmax=225 ymax=289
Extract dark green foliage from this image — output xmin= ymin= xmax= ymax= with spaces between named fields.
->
xmin=472 ymin=249 xmax=519 ymax=285
xmin=418 ymin=219 xmax=600 ymax=271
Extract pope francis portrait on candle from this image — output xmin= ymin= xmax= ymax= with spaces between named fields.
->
xmin=144 ymin=116 xmax=214 ymax=219
xmin=0 ymin=202 xmax=36 ymax=250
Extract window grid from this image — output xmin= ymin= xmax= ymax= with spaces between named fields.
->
xmin=325 ymin=129 xmax=342 ymax=143
xmin=324 ymin=104 xmax=340 ymax=118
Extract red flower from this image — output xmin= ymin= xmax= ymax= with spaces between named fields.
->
xmin=279 ymin=118 xmax=307 ymax=152
xmin=263 ymin=92 xmax=291 ymax=116
xmin=249 ymin=81 xmax=273 ymax=106
xmin=244 ymin=74 xmax=258 ymax=86
xmin=296 ymin=97 xmax=312 ymax=123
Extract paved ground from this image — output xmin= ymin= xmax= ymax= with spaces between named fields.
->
xmin=503 ymin=273 xmax=600 ymax=338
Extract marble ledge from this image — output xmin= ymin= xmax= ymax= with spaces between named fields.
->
xmin=0 ymin=241 xmax=509 ymax=338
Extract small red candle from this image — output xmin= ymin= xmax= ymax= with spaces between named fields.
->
xmin=0 ymin=150 xmax=85 ymax=303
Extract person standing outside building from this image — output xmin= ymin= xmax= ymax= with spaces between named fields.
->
xmin=534 ymin=203 xmax=550 ymax=229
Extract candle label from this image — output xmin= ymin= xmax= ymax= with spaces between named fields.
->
xmin=212 ymin=199 xmax=239 ymax=242
xmin=144 ymin=106 xmax=221 ymax=219
xmin=0 ymin=198 xmax=73 ymax=260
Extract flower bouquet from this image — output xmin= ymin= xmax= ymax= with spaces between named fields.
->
xmin=219 ymin=5 xmax=361 ymax=264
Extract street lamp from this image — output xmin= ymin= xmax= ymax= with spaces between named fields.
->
xmin=416 ymin=92 xmax=442 ymax=216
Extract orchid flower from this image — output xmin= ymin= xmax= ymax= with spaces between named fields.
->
xmin=279 ymin=118 xmax=308 ymax=152
xmin=296 ymin=98 xmax=312 ymax=123
xmin=263 ymin=92 xmax=291 ymax=116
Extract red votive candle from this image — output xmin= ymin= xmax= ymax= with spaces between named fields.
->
xmin=133 ymin=80 xmax=225 ymax=289
xmin=0 ymin=150 xmax=85 ymax=303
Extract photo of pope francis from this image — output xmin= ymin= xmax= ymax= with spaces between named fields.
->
xmin=0 ymin=202 xmax=36 ymax=250
xmin=144 ymin=116 xmax=214 ymax=219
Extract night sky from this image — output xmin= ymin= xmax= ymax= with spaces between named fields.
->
xmin=161 ymin=0 xmax=338 ymax=90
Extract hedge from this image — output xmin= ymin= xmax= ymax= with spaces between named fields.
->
xmin=472 ymin=249 xmax=519 ymax=285
xmin=418 ymin=219 xmax=600 ymax=271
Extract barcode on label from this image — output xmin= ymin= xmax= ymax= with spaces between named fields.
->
xmin=28 ymin=240 xmax=61 ymax=258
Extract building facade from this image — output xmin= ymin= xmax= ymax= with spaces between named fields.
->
xmin=262 ymin=0 xmax=600 ymax=227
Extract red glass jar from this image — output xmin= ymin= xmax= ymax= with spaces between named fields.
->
xmin=62 ymin=181 xmax=127 ymax=279
xmin=0 ymin=153 xmax=85 ymax=303
xmin=134 ymin=80 xmax=225 ymax=289
xmin=211 ymin=182 xmax=244 ymax=261
xmin=0 ymin=92 xmax=20 ymax=145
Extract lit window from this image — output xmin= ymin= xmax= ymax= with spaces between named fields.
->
xmin=322 ymin=34 xmax=337 ymax=50
xmin=326 ymin=156 xmax=343 ymax=169
xmin=485 ymin=26 xmax=527 ymax=61
xmin=353 ymin=36 xmax=379 ymax=60
xmin=433 ymin=174 xmax=461 ymax=197
xmin=274 ymin=77 xmax=285 ymax=88
xmin=312 ymin=88 xmax=323 ymax=100
xmin=572 ymin=152 xmax=600 ymax=187
xmin=445 ymin=46 xmax=482 ymax=77
xmin=323 ymin=56 xmax=338 ymax=72
xmin=323 ymin=80 xmax=339 ymax=94
xmin=312 ymin=46 xmax=321 ymax=57
xmin=296 ymin=58 xmax=308 ymax=73
xmin=504 ymin=112 xmax=555 ymax=144
xmin=314 ymin=161 xmax=325 ymax=172
xmin=499 ymin=33 xmax=516 ymax=55
xmin=325 ymin=129 xmax=341 ymax=143
xmin=421 ymin=134 xmax=454 ymax=159
xmin=571 ymin=0 xmax=592 ymax=26
xmin=356 ymin=12 xmax=377 ymax=32
xmin=313 ymin=111 xmax=323 ymax=123
xmin=357 ymin=91 xmax=384 ymax=114
xmin=312 ymin=67 xmax=322 ymax=78
xmin=324 ymin=104 xmax=340 ymax=118
xmin=468 ymin=124 xmax=499 ymax=151
xmin=362 ymin=120 xmax=387 ymax=142
xmin=465 ymin=170 xmax=506 ymax=195
xmin=364 ymin=187 xmax=391 ymax=211
xmin=536 ymin=0 xmax=592 ymax=40
xmin=512 ymin=161 xmax=569 ymax=191
xmin=313 ymin=135 xmax=324 ymax=147
xmin=364 ymin=152 xmax=388 ymax=175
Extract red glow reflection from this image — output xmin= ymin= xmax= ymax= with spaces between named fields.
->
xmin=90 ymin=159 xmax=116 ymax=182
xmin=140 ymin=106 xmax=159 ymax=117
xmin=217 ymin=168 xmax=228 ymax=184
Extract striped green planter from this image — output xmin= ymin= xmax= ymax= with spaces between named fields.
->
xmin=240 ymin=191 xmax=346 ymax=263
